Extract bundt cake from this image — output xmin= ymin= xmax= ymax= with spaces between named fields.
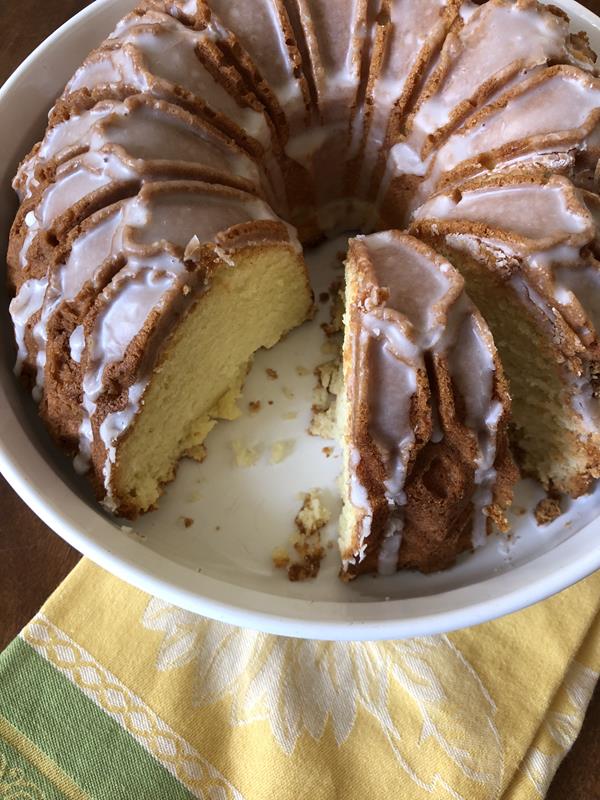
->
xmin=338 ymin=232 xmax=516 ymax=577
xmin=6 ymin=0 xmax=600 ymax=577
xmin=412 ymin=172 xmax=600 ymax=496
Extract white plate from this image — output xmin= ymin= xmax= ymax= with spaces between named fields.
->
xmin=1 ymin=0 xmax=600 ymax=641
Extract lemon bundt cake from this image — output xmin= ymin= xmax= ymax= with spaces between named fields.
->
xmin=338 ymin=233 xmax=516 ymax=577
xmin=6 ymin=0 xmax=600 ymax=575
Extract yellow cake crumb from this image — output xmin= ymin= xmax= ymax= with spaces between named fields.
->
xmin=309 ymin=359 xmax=342 ymax=439
xmin=272 ymin=547 xmax=290 ymax=569
xmin=295 ymin=490 xmax=331 ymax=536
xmin=270 ymin=439 xmax=296 ymax=464
xmin=273 ymin=490 xmax=330 ymax=582
xmin=231 ymin=439 xmax=263 ymax=467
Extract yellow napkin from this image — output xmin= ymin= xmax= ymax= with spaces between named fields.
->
xmin=1 ymin=559 xmax=598 ymax=800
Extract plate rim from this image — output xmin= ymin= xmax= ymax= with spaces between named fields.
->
xmin=1 ymin=0 xmax=599 ymax=641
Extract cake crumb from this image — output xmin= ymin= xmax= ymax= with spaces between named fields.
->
xmin=282 ymin=411 xmax=298 ymax=420
xmin=282 ymin=385 xmax=294 ymax=399
xmin=319 ymin=291 xmax=330 ymax=303
xmin=268 ymin=400 xmax=274 ymax=405
xmin=310 ymin=407 xmax=338 ymax=439
xmin=316 ymin=360 xmax=341 ymax=395
xmin=295 ymin=490 xmax=331 ymax=536
xmin=488 ymin=504 xmax=510 ymax=534
xmin=182 ymin=284 xmax=191 ymax=296
xmin=215 ymin=525 xmax=221 ymax=531
xmin=324 ymin=280 xmax=344 ymax=336
xmin=272 ymin=546 xmax=290 ymax=569
xmin=289 ymin=490 xmax=330 ymax=581
xmin=274 ymin=490 xmax=330 ymax=582
xmin=231 ymin=439 xmax=263 ymax=467
xmin=248 ymin=400 xmax=261 ymax=414
xmin=180 ymin=516 xmax=194 ymax=528
xmin=270 ymin=439 xmax=295 ymax=464
xmin=295 ymin=365 xmax=310 ymax=376
xmin=535 ymin=497 xmax=562 ymax=526
xmin=309 ymin=359 xmax=342 ymax=439
xmin=121 ymin=525 xmax=147 ymax=542
xmin=322 ymin=446 xmax=333 ymax=457
xmin=185 ymin=443 xmax=208 ymax=463
xmin=266 ymin=368 xmax=278 ymax=380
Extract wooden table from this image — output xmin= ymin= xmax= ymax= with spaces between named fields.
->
xmin=1 ymin=2 xmax=599 ymax=796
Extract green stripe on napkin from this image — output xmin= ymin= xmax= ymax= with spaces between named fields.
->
xmin=0 ymin=638 xmax=194 ymax=800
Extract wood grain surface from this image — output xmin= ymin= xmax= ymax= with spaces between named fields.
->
xmin=0 ymin=1 xmax=598 ymax=796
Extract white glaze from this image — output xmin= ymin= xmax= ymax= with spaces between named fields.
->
xmin=206 ymin=0 xmax=309 ymax=131
xmin=69 ymin=325 xmax=86 ymax=364
xmin=415 ymin=179 xmax=592 ymax=241
xmin=9 ymin=278 xmax=47 ymax=375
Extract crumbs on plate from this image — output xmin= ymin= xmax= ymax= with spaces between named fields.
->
xmin=273 ymin=490 xmax=330 ymax=582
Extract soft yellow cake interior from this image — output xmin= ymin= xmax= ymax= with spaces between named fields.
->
xmin=111 ymin=244 xmax=312 ymax=515
xmin=428 ymin=241 xmax=593 ymax=494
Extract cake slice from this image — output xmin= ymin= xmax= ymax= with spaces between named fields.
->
xmin=338 ymin=231 xmax=516 ymax=577
xmin=380 ymin=64 xmax=600 ymax=227
xmin=32 ymin=181 xmax=313 ymax=517
xmin=406 ymin=0 xmax=593 ymax=161
xmin=187 ymin=0 xmax=312 ymax=141
xmin=425 ymin=65 xmax=600 ymax=197
xmin=412 ymin=173 xmax=600 ymax=495
xmin=14 ymin=95 xmax=265 ymax=203
xmin=57 ymin=7 xmax=275 ymax=160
